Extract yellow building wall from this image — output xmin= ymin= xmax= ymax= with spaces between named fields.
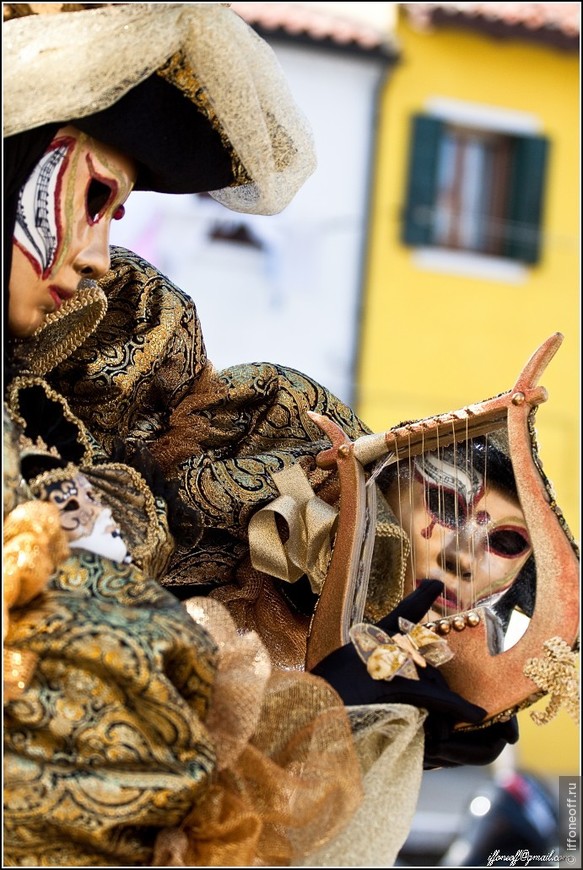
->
xmin=357 ymin=15 xmax=580 ymax=773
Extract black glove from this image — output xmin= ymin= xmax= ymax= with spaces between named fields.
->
xmin=311 ymin=580 xmax=516 ymax=768
xmin=423 ymin=714 xmax=519 ymax=770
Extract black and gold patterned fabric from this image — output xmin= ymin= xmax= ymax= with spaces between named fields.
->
xmin=46 ymin=247 xmax=407 ymax=655
xmin=3 ymin=246 xmax=382 ymax=864
xmin=4 ymin=406 xmax=218 ymax=865
xmin=3 ymin=391 xmax=363 ymax=867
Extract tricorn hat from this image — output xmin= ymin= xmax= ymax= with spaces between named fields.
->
xmin=3 ymin=2 xmax=316 ymax=215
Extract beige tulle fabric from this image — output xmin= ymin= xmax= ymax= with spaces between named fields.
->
xmin=303 ymin=705 xmax=426 ymax=867
xmin=3 ymin=2 xmax=316 ymax=215
xmin=152 ymin=597 xmax=365 ymax=867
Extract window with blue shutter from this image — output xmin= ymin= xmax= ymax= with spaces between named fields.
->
xmin=401 ymin=113 xmax=549 ymax=265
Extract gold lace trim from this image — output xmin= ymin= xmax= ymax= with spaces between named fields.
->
xmin=6 ymin=376 xmax=95 ymax=466
xmin=524 ymin=636 xmax=580 ymax=725
xmin=92 ymin=461 xmax=165 ymax=568
xmin=27 ymin=463 xmax=89 ymax=498
xmin=12 ymin=282 xmax=108 ymax=377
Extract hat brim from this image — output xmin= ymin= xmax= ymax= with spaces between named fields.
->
xmin=3 ymin=3 xmax=316 ymax=215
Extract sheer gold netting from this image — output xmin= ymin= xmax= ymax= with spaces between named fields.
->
xmin=153 ymin=597 xmax=364 ymax=867
xmin=302 ymin=704 xmax=426 ymax=867
xmin=3 ymin=3 xmax=316 ymax=215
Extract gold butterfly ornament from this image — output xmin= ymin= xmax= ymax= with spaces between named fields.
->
xmin=349 ymin=618 xmax=454 ymax=681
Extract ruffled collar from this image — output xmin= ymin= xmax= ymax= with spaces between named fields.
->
xmin=11 ymin=279 xmax=108 ymax=377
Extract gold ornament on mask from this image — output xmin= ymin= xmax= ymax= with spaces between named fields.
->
xmin=523 ymin=637 xmax=580 ymax=725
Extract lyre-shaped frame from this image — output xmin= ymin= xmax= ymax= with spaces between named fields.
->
xmin=306 ymin=333 xmax=579 ymax=724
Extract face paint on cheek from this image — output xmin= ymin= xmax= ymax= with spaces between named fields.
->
xmin=13 ymin=138 xmax=74 ymax=278
xmin=421 ymin=518 xmax=436 ymax=539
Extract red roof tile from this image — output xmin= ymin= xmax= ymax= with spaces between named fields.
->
xmin=232 ymin=3 xmax=578 ymax=54
xmin=231 ymin=2 xmax=390 ymax=51
xmin=404 ymin=3 xmax=580 ymax=38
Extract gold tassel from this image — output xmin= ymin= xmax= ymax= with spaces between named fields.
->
xmin=523 ymin=636 xmax=580 ymax=725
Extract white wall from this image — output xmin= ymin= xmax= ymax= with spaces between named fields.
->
xmin=111 ymin=42 xmax=387 ymax=404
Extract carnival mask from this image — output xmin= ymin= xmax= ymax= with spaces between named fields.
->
xmin=9 ymin=125 xmax=135 ymax=338
xmin=386 ymin=445 xmax=532 ymax=620
xmin=305 ymin=334 xmax=579 ymax=726
xmin=40 ymin=472 xmax=130 ymax=565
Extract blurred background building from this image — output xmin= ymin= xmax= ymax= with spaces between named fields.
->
xmin=111 ymin=0 xmax=580 ymax=842
xmin=111 ymin=1 xmax=398 ymax=403
xmin=354 ymin=1 xmax=580 ymax=783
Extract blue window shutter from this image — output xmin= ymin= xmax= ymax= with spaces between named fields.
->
xmin=505 ymin=134 xmax=550 ymax=264
xmin=402 ymin=115 xmax=444 ymax=246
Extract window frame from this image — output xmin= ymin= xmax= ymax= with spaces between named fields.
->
xmin=401 ymin=106 xmax=550 ymax=266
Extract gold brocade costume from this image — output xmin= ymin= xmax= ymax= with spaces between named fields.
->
xmin=3 ymin=6 xmax=579 ymax=863
xmin=3 ymin=414 xmax=364 ymax=867
xmin=3 ymin=246 xmax=408 ymax=867
xmin=4 ymin=548 xmax=218 ymax=867
xmin=45 ymin=246 xmax=408 ymax=666
xmin=3 ymin=6 xmax=424 ymax=866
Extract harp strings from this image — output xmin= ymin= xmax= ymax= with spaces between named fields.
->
xmin=420 ymin=424 xmax=494 ymax=615
xmin=426 ymin=423 xmax=488 ymax=615
xmin=367 ymin=422 xmax=500 ymax=619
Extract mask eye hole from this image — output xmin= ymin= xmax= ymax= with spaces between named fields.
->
xmin=86 ymin=179 xmax=113 ymax=223
xmin=425 ymin=485 xmax=466 ymax=530
xmin=487 ymin=528 xmax=531 ymax=558
xmin=63 ymin=499 xmax=80 ymax=512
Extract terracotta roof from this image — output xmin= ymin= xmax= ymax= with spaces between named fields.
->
xmin=231 ymin=2 xmax=393 ymax=53
xmin=403 ymin=3 xmax=580 ymax=46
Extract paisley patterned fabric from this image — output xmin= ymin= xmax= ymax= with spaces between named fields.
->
xmin=47 ymin=247 xmax=208 ymax=450
xmin=4 ymin=247 xmax=376 ymax=864
xmin=3 ymin=398 xmax=364 ymax=866
xmin=4 ymin=538 xmax=218 ymax=866
xmin=47 ymin=248 xmax=407 ymax=621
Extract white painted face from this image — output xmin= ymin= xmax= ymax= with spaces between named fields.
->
xmin=387 ymin=450 xmax=532 ymax=620
xmin=9 ymin=125 xmax=136 ymax=337
xmin=42 ymin=472 xmax=130 ymax=565
xmin=70 ymin=505 xmax=130 ymax=565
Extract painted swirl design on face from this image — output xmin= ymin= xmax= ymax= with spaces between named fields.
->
xmin=14 ymin=137 xmax=74 ymax=278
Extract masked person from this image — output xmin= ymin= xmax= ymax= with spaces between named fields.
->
xmin=3 ymin=4 xmax=518 ymax=867
xmin=384 ymin=436 xmax=535 ymax=631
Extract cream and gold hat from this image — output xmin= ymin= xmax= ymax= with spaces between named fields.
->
xmin=3 ymin=3 xmax=316 ymax=215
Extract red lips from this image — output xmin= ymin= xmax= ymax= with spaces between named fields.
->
xmin=416 ymin=579 xmax=459 ymax=614
xmin=48 ymin=285 xmax=74 ymax=310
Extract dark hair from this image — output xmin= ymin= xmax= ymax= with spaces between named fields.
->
xmin=377 ymin=434 xmax=516 ymax=495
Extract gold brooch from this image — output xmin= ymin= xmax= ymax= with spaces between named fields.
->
xmin=350 ymin=618 xmax=454 ymax=681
